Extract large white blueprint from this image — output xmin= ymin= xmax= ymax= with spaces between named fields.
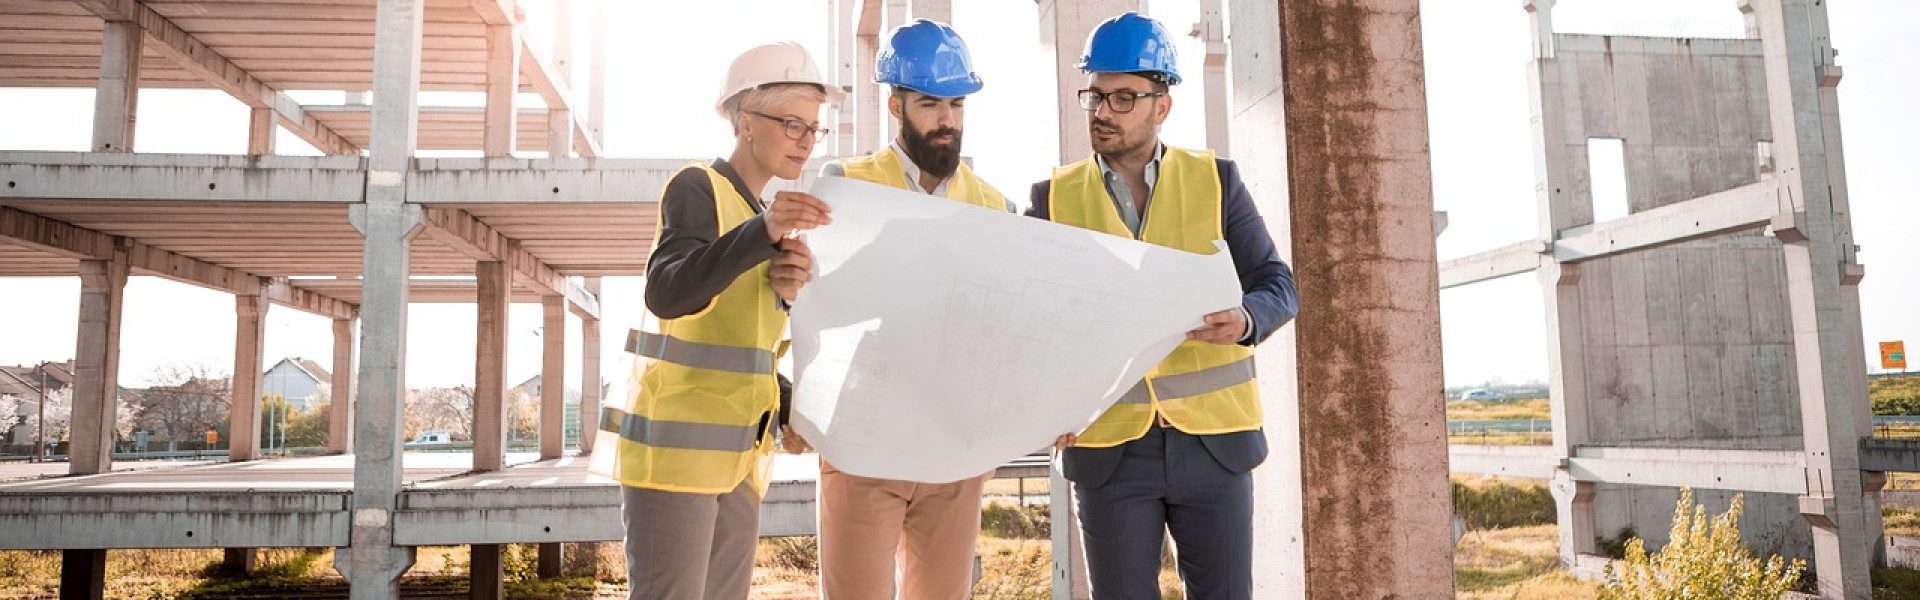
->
xmin=788 ymin=177 xmax=1243 ymax=483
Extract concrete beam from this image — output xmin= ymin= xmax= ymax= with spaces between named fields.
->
xmin=328 ymin=317 xmax=357 ymax=454
xmin=578 ymin=277 xmax=600 ymax=455
xmin=417 ymin=206 xmax=599 ymax=319
xmin=267 ymin=280 xmax=357 ymax=321
xmin=1273 ymin=0 xmax=1456 ymax=595
xmin=517 ymin=39 xmax=600 ymax=158
xmin=1447 ymin=444 xmax=1557 ymax=479
xmin=91 ymin=20 xmax=140 ymax=153
xmin=1438 ymin=240 xmax=1548 ymax=289
xmin=0 ymin=492 xmax=350 ymax=549
xmin=247 ymin=108 xmax=275 ymax=156
xmin=473 ymin=260 xmax=510 ymax=473
xmin=1551 ymin=181 xmax=1780 ymax=262
xmin=540 ymin=295 xmax=565 ymax=460
xmin=229 ymin=289 xmax=268 ymax=462
xmin=70 ymin=0 xmax=356 ymax=155
xmin=0 ymin=152 xmax=367 ymax=203
xmin=1571 ymin=446 xmax=1810 ymax=495
xmin=68 ymin=251 xmax=128 ymax=476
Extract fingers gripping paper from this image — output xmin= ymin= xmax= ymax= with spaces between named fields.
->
xmin=790 ymin=177 xmax=1242 ymax=483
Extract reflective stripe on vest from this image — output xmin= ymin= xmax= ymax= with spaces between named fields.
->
xmin=839 ymin=147 xmax=1007 ymax=211
xmin=1048 ymin=146 xmax=1263 ymax=447
xmin=600 ymin=406 xmax=761 ymax=453
xmin=626 ymin=329 xmax=775 ymax=375
xmin=595 ymin=162 xmax=785 ymax=496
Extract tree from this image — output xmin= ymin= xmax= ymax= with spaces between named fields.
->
xmin=0 ymin=394 xmax=21 ymax=444
xmin=508 ymin=388 xmax=538 ymax=441
xmin=1600 ymin=488 xmax=1804 ymax=599
xmin=19 ymin=388 xmax=71 ymax=446
xmin=411 ymin=386 xmax=474 ymax=441
xmin=135 ymin=362 xmax=231 ymax=450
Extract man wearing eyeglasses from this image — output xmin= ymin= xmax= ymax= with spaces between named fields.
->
xmin=1026 ymin=12 xmax=1297 ymax=600
xmin=807 ymin=19 xmax=1012 ymax=600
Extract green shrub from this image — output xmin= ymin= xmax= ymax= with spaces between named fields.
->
xmin=1874 ymin=395 xmax=1920 ymax=416
xmin=1599 ymin=488 xmax=1804 ymax=600
xmin=981 ymin=502 xmax=1051 ymax=539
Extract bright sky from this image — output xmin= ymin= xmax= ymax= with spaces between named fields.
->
xmin=0 ymin=0 xmax=1913 ymax=390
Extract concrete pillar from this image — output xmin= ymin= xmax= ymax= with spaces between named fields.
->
xmin=1754 ymin=0 xmax=1874 ymax=595
xmin=853 ymin=13 xmax=883 ymax=154
xmin=578 ymin=277 xmax=601 ymax=455
xmin=1255 ymin=0 xmax=1456 ymax=595
xmin=471 ymin=544 xmax=504 ymax=600
xmin=586 ymin=1 xmax=605 ymax=150
xmin=1524 ymin=0 xmax=1557 ymax=59
xmin=91 ymin=20 xmax=140 ymax=152
xmin=474 ymin=260 xmax=510 ymax=472
xmin=908 ymin=0 xmax=950 ymax=23
xmin=1737 ymin=0 xmax=1761 ymax=39
xmin=829 ymin=0 xmax=858 ymax=157
xmin=1047 ymin=467 xmax=1090 ymax=599
xmin=247 ymin=107 xmax=275 ymax=155
xmin=1192 ymin=0 xmax=1230 ymax=157
xmin=69 ymin=249 xmax=127 ymax=476
xmin=222 ymin=548 xmax=256 ymax=574
xmin=547 ymin=0 xmax=573 ymax=159
xmin=1038 ymin=0 xmax=1144 ymax=165
xmin=540 ymin=295 xmax=566 ymax=459
xmin=328 ymin=316 xmax=358 ymax=454
xmin=59 ymin=549 xmax=106 ymax=600
xmin=333 ymin=0 xmax=426 ymax=595
xmin=537 ymin=542 xmax=563 ymax=579
xmin=231 ymin=287 xmax=269 ymax=462
xmin=483 ymin=25 xmax=520 ymax=157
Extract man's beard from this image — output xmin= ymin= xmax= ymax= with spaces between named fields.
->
xmin=1090 ymin=116 xmax=1150 ymax=159
xmin=900 ymin=122 xmax=963 ymax=179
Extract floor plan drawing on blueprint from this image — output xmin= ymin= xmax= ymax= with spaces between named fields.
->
xmin=788 ymin=177 xmax=1242 ymax=483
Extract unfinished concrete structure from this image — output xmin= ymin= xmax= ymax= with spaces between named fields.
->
xmin=1 ymin=0 xmax=1886 ymax=598
xmin=1445 ymin=1 xmax=1899 ymax=596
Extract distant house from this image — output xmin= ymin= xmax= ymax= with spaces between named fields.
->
xmin=513 ymin=375 xmax=584 ymax=443
xmin=263 ymin=357 xmax=331 ymax=412
xmin=0 ymin=361 xmax=74 ymax=445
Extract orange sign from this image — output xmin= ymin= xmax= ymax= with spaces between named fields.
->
xmin=1885 ymin=341 xmax=1908 ymax=370
xmin=205 ymin=430 xmax=219 ymax=445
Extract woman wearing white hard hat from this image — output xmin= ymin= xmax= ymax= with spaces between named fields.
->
xmin=597 ymin=41 xmax=840 ymax=599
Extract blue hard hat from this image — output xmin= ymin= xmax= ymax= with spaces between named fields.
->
xmin=1078 ymin=11 xmax=1181 ymax=85
xmin=875 ymin=19 xmax=984 ymax=98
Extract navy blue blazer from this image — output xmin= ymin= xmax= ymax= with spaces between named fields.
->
xmin=1029 ymin=157 xmax=1299 ymax=488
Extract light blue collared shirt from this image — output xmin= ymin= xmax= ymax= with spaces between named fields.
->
xmin=1093 ymin=143 xmax=1165 ymax=237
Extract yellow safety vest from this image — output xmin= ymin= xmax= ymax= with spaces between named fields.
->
xmin=601 ymin=162 xmax=785 ymax=495
xmin=1048 ymin=147 xmax=1261 ymax=447
xmin=839 ymin=146 xmax=1007 ymax=211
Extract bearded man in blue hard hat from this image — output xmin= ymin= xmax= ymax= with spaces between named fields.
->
xmin=1028 ymin=12 xmax=1298 ymax=600
xmin=806 ymin=18 xmax=1013 ymax=600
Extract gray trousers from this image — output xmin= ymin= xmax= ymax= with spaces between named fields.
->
xmin=1074 ymin=424 xmax=1255 ymax=600
xmin=622 ymin=482 xmax=760 ymax=600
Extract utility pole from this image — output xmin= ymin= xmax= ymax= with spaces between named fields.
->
xmin=35 ymin=362 xmax=47 ymax=462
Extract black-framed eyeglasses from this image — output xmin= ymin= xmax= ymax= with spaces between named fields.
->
xmin=1077 ymin=89 xmax=1165 ymax=114
xmin=747 ymin=111 xmax=830 ymax=143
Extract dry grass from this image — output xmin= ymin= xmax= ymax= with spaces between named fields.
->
xmin=1448 ymin=399 xmax=1552 ymax=422
xmin=1450 ymin=431 xmax=1554 ymax=446
xmin=1454 ymin=524 xmax=1597 ymax=599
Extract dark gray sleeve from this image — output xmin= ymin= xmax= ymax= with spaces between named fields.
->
xmin=643 ymin=169 xmax=781 ymax=319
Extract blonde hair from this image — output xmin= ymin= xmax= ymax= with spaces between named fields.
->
xmin=723 ymin=83 xmax=828 ymax=135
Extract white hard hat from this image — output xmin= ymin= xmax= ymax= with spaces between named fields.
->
xmin=716 ymin=42 xmax=846 ymax=118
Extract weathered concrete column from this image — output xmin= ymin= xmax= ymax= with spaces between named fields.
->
xmin=222 ymin=548 xmax=256 ymax=574
xmin=60 ymin=549 xmax=106 ymax=600
xmin=1038 ymin=0 xmax=1143 ymax=164
xmin=828 ymin=0 xmax=858 ymax=157
xmin=578 ymin=277 xmax=601 ymax=455
xmin=472 ymin=544 xmax=504 ymax=599
xmin=585 ymin=1 xmax=605 ymax=150
xmin=547 ymin=0 xmax=573 ymax=159
xmin=231 ymin=287 xmax=269 ymax=462
xmin=482 ymin=24 xmax=520 ymax=157
xmin=1754 ymin=0 xmax=1874 ymax=595
xmin=247 ymin=108 xmax=275 ymax=155
xmin=908 ymin=0 xmax=949 ymax=23
xmin=333 ymin=0 xmax=426 ymax=596
xmin=540 ymin=295 xmax=566 ymax=459
xmin=329 ymin=316 xmax=358 ymax=454
xmin=474 ymin=261 xmax=510 ymax=472
xmin=1192 ymin=0 xmax=1230 ymax=157
xmin=1255 ymin=0 xmax=1456 ymax=595
xmin=91 ymin=20 xmax=140 ymax=152
xmin=70 ymin=250 xmax=128 ymax=476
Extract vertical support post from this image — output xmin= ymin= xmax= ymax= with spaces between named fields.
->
xmin=1754 ymin=0 xmax=1874 ymax=595
xmin=537 ymin=542 xmax=563 ymax=579
xmin=1737 ymin=0 xmax=1762 ymax=39
xmin=853 ymin=4 xmax=883 ymax=155
xmin=1274 ymin=0 xmax=1455 ymax=595
xmin=231 ymin=286 xmax=269 ymax=462
xmin=1048 ymin=467 xmax=1090 ymax=599
xmin=1193 ymin=0 xmax=1230 ymax=157
xmin=91 ymin=20 xmax=140 ymax=152
xmin=222 ymin=548 xmax=256 ymax=574
xmin=328 ymin=316 xmax=358 ymax=454
xmin=908 ymin=0 xmax=950 ymax=23
xmin=547 ymin=0 xmax=574 ymax=158
xmin=483 ymin=25 xmax=520 ymax=157
xmin=474 ymin=260 xmax=510 ymax=473
xmin=471 ymin=544 xmax=504 ymax=600
xmin=59 ymin=549 xmax=106 ymax=600
xmin=248 ymin=107 xmax=276 ymax=155
xmin=578 ymin=277 xmax=601 ymax=455
xmin=1038 ymin=0 xmax=1144 ymax=165
xmin=69 ymin=249 xmax=127 ymax=476
xmin=334 ymin=0 xmax=426 ymax=595
xmin=829 ymin=0 xmax=858 ymax=157
xmin=540 ymin=294 xmax=566 ymax=459
xmin=586 ymin=1 xmax=605 ymax=150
